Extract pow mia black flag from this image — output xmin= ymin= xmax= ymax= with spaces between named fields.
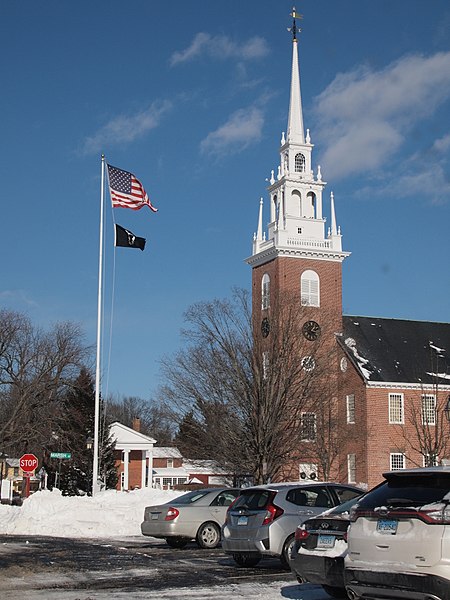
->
xmin=115 ymin=224 xmax=146 ymax=251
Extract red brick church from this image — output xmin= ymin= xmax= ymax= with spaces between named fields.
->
xmin=247 ymin=13 xmax=450 ymax=490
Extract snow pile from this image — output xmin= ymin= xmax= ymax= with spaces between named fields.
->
xmin=0 ymin=487 xmax=182 ymax=538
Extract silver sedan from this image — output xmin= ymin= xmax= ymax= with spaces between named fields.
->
xmin=141 ymin=487 xmax=240 ymax=549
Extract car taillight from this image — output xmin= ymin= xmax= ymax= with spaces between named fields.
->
xmin=262 ymin=502 xmax=284 ymax=525
xmin=164 ymin=507 xmax=179 ymax=521
xmin=295 ymin=527 xmax=309 ymax=541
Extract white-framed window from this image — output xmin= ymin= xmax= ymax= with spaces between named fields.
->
xmin=346 ymin=394 xmax=355 ymax=424
xmin=262 ymin=273 xmax=270 ymax=309
xmin=347 ymin=453 xmax=356 ymax=483
xmin=390 ymin=453 xmax=405 ymax=470
xmin=300 ymin=412 xmax=317 ymax=442
xmin=389 ymin=393 xmax=404 ymax=424
xmin=301 ymin=270 xmax=320 ymax=307
xmin=167 ymin=458 xmax=174 ymax=468
xmin=422 ymin=394 xmax=436 ymax=425
xmin=262 ymin=351 xmax=269 ymax=380
xmin=177 ymin=477 xmax=188 ymax=484
xmin=295 ymin=152 xmax=305 ymax=173
xmin=162 ymin=477 xmax=172 ymax=487
xmin=423 ymin=453 xmax=439 ymax=467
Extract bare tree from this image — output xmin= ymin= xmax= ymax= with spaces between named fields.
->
xmin=105 ymin=395 xmax=176 ymax=445
xmin=0 ymin=309 xmax=90 ymax=457
xmin=160 ymin=288 xmax=338 ymax=484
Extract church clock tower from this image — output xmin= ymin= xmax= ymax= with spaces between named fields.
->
xmin=246 ymin=9 xmax=350 ymax=338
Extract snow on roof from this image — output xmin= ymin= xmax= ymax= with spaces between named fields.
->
xmin=341 ymin=316 xmax=450 ymax=385
xmin=152 ymin=447 xmax=182 ymax=459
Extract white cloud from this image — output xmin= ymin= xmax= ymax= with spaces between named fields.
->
xmin=200 ymin=106 xmax=264 ymax=156
xmin=170 ymin=33 xmax=269 ymax=66
xmin=314 ymin=52 xmax=450 ymax=181
xmin=82 ymin=100 xmax=172 ymax=155
xmin=433 ymin=133 xmax=450 ymax=153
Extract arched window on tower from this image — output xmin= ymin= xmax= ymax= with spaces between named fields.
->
xmin=262 ymin=274 xmax=270 ymax=309
xmin=295 ymin=153 xmax=306 ymax=173
xmin=301 ymin=270 xmax=320 ymax=307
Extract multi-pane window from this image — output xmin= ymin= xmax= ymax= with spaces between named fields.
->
xmin=301 ymin=270 xmax=320 ymax=307
xmin=295 ymin=152 xmax=306 ymax=172
xmin=300 ymin=412 xmax=317 ymax=441
xmin=262 ymin=274 xmax=270 ymax=309
xmin=389 ymin=393 xmax=404 ymax=424
xmin=347 ymin=453 xmax=356 ymax=483
xmin=346 ymin=394 xmax=355 ymax=424
xmin=390 ymin=453 xmax=405 ymax=470
xmin=167 ymin=458 xmax=174 ymax=468
xmin=422 ymin=394 xmax=436 ymax=425
xmin=423 ymin=453 xmax=439 ymax=467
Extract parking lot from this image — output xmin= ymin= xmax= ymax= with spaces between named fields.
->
xmin=0 ymin=535 xmax=331 ymax=599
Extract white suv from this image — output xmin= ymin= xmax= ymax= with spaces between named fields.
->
xmin=345 ymin=467 xmax=450 ymax=600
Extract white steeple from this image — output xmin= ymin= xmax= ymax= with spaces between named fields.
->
xmin=287 ymin=22 xmax=304 ymax=145
xmin=246 ymin=8 xmax=349 ymax=267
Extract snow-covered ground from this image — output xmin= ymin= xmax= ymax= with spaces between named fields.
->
xmin=0 ymin=488 xmax=332 ymax=599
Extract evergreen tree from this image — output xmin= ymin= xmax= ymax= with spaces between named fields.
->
xmin=58 ymin=369 xmax=117 ymax=495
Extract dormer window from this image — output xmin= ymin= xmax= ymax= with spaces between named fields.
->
xmin=295 ymin=153 xmax=305 ymax=173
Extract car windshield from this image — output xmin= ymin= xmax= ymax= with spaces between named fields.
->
xmin=356 ymin=474 xmax=450 ymax=509
xmin=232 ymin=489 xmax=271 ymax=510
xmin=171 ymin=490 xmax=213 ymax=505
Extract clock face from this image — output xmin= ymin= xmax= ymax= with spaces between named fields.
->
xmin=302 ymin=320 xmax=321 ymax=341
xmin=261 ymin=317 xmax=270 ymax=338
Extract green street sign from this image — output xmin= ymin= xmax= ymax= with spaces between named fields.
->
xmin=50 ymin=452 xmax=72 ymax=460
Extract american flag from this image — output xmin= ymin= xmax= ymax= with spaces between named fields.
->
xmin=107 ymin=164 xmax=158 ymax=212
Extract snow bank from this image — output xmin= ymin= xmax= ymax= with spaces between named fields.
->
xmin=0 ymin=487 xmax=182 ymax=538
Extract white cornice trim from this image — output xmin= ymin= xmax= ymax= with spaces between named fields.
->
xmin=246 ymin=247 xmax=350 ymax=267
xmin=366 ymin=381 xmax=450 ymax=392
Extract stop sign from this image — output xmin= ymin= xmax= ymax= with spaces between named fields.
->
xmin=19 ymin=454 xmax=38 ymax=473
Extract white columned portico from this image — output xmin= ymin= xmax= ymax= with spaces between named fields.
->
xmin=123 ymin=449 xmax=130 ymax=490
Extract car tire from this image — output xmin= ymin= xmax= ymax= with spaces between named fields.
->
xmin=322 ymin=585 xmax=348 ymax=598
xmin=196 ymin=522 xmax=221 ymax=549
xmin=280 ymin=534 xmax=295 ymax=569
xmin=165 ymin=537 xmax=188 ymax=549
xmin=232 ymin=552 xmax=261 ymax=568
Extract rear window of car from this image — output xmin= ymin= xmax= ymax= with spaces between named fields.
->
xmin=356 ymin=474 xmax=450 ymax=509
xmin=173 ymin=490 xmax=213 ymax=504
xmin=232 ymin=489 xmax=271 ymax=510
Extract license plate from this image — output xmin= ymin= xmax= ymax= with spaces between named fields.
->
xmin=151 ymin=513 xmax=159 ymax=520
xmin=237 ymin=515 xmax=248 ymax=526
xmin=377 ymin=518 xmax=398 ymax=534
xmin=317 ymin=534 xmax=335 ymax=549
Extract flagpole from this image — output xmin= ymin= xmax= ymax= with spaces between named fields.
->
xmin=93 ymin=154 xmax=105 ymax=496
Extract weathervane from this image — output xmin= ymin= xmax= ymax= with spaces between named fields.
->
xmin=288 ymin=6 xmax=303 ymax=41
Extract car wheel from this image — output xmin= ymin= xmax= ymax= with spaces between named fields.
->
xmin=280 ymin=534 xmax=295 ymax=569
xmin=322 ymin=585 xmax=348 ymax=598
xmin=232 ymin=552 xmax=261 ymax=568
xmin=165 ymin=537 xmax=188 ymax=549
xmin=196 ymin=522 xmax=221 ymax=549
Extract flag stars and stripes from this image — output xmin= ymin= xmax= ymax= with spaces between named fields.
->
xmin=107 ymin=164 xmax=158 ymax=212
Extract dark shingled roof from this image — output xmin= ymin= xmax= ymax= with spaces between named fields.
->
xmin=339 ymin=316 xmax=450 ymax=385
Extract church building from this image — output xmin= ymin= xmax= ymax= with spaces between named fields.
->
xmin=246 ymin=12 xmax=450 ymax=489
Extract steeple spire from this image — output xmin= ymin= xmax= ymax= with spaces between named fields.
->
xmin=287 ymin=7 xmax=304 ymax=144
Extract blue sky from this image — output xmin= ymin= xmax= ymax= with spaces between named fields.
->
xmin=2 ymin=0 xmax=450 ymax=401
